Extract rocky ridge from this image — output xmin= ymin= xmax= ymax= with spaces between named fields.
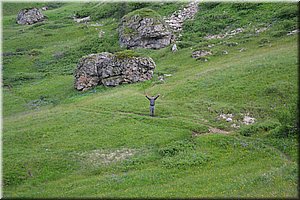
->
xmin=164 ymin=1 xmax=199 ymax=34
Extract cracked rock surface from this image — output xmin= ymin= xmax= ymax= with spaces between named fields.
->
xmin=16 ymin=8 xmax=45 ymax=25
xmin=74 ymin=52 xmax=156 ymax=91
xmin=119 ymin=9 xmax=173 ymax=49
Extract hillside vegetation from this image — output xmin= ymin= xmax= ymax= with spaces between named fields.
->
xmin=2 ymin=2 xmax=298 ymax=198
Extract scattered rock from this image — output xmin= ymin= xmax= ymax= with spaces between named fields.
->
xmin=74 ymin=52 xmax=156 ymax=91
xmin=243 ymin=115 xmax=255 ymax=125
xmin=98 ymin=30 xmax=105 ymax=38
xmin=73 ymin=16 xmax=90 ymax=23
xmin=164 ymin=1 xmax=199 ymax=34
xmin=226 ymin=118 xmax=233 ymax=122
xmin=16 ymin=8 xmax=45 ymax=25
xmin=171 ymin=44 xmax=178 ymax=52
xmin=239 ymin=48 xmax=246 ymax=52
xmin=158 ymin=75 xmax=165 ymax=83
xmin=192 ymin=50 xmax=212 ymax=59
xmin=255 ymin=27 xmax=268 ymax=34
xmin=204 ymin=27 xmax=244 ymax=40
xmin=41 ymin=6 xmax=48 ymax=11
xmin=287 ymin=29 xmax=299 ymax=36
xmin=218 ymin=113 xmax=234 ymax=123
xmin=231 ymin=123 xmax=240 ymax=129
xmin=119 ymin=9 xmax=173 ymax=49
xmin=222 ymin=50 xmax=228 ymax=55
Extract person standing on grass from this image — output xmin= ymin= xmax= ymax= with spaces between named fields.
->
xmin=145 ymin=94 xmax=160 ymax=117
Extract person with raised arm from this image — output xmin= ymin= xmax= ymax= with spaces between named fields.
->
xmin=145 ymin=94 xmax=160 ymax=117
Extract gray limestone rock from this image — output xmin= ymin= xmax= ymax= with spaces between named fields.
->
xmin=119 ymin=9 xmax=173 ymax=49
xmin=192 ymin=50 xmax=212 ymax=59
xmin=17 ymin=8 xmax=45 ymax=25
xmin=74 ymin=52 xmax=156 ymax=91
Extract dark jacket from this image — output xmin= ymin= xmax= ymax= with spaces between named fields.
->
xmin=146 ymin=95 xmax=160 ymax=106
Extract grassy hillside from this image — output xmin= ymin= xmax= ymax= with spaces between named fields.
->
xmin=2 ymin=2 xmax=298 ymax=198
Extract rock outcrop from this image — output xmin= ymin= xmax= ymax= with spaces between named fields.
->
xmin=74 ymin=52 xmax=156 ymax=91
xmin=192 ymin=50 xmax=212 ymax=60
xmin=119 ymin=8 xmax=173 ymax=49
xmin=16 ymin=8 xmax=45 ymax=25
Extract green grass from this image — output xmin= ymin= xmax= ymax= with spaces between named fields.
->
xmin=123 ymin=8 xmax=163 ymax=20
xmin=2 ymin=2 xmax=298 ymax=198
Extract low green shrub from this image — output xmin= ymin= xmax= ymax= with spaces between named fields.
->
xmin=45 ymin=2 xmax=64 ymax=10
xmin=176 ymin=41 xmax=196 ymax=49
xmin=270 ymin=107 xmax=298 ymax=137
xmin=158 ymin=139 xmax=195 ymax=157
xmin=239 ymin=120 xmax=281 ymax=137
xmin=274 ymin=4 xmax=298 ymax=20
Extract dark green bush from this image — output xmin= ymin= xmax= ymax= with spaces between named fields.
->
xmin=231 ymin=3 xmax=260 ymax=11
xmin=239 ymin=120 xmax=281 ymax=137
xmin=45 ymin=2 xmax=64 ymax=10
xmin=158 ymin=139 xmax=195 ymax=157
xmin=274 ymin=5 xmax=298 ymax=20
xmin=176 ymin=41 xmax=196 ymax=49
xmin=201 ymin=2 xmax=220 ymax=10
xmin=270 ymin=107 xmax=298 ymax=138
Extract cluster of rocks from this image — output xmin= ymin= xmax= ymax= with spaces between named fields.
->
xmin=74 ymin=52 xmax=156 ymax=91
xmin=164 ymin=1 xmax=199 ymax=33
xmin=242 ymin=114 xmax=256 ymax=125
xmin=41 ymin=6 xmax=48 ymax=11
xmin=204 ymin=28 xmax=244 ymax=40
xmin=287 ymin=29 xmax=299 ymax=36
xmin=218 ymin=113 xmax=256 ymax=129
xmin=73 ymin=16 xmax=91 ymax=23
xmin=16 ymin=8 xmax=45 ymax=25
xmin=255 ymin=27 xmax=268 ymax=34
xmin=219 ymin=113 xmax=234 ymax=122
xmin=119 ymin=10 xmax=173 ymax=49
xmin=192 ymin=50 xmax=212 ymax=61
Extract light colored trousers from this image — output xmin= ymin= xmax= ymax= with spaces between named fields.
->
xmin=150 ymin=106 xmax=155 ymax=116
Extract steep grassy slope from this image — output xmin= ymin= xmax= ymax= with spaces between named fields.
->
xmin=2 ymin=2 xmax=298 ymax=198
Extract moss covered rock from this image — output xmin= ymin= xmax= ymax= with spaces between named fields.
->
xmin=119 ymin=8 xmax=174 ymax=49
xmin=74 ymin=52 xmax=156 ymax=91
